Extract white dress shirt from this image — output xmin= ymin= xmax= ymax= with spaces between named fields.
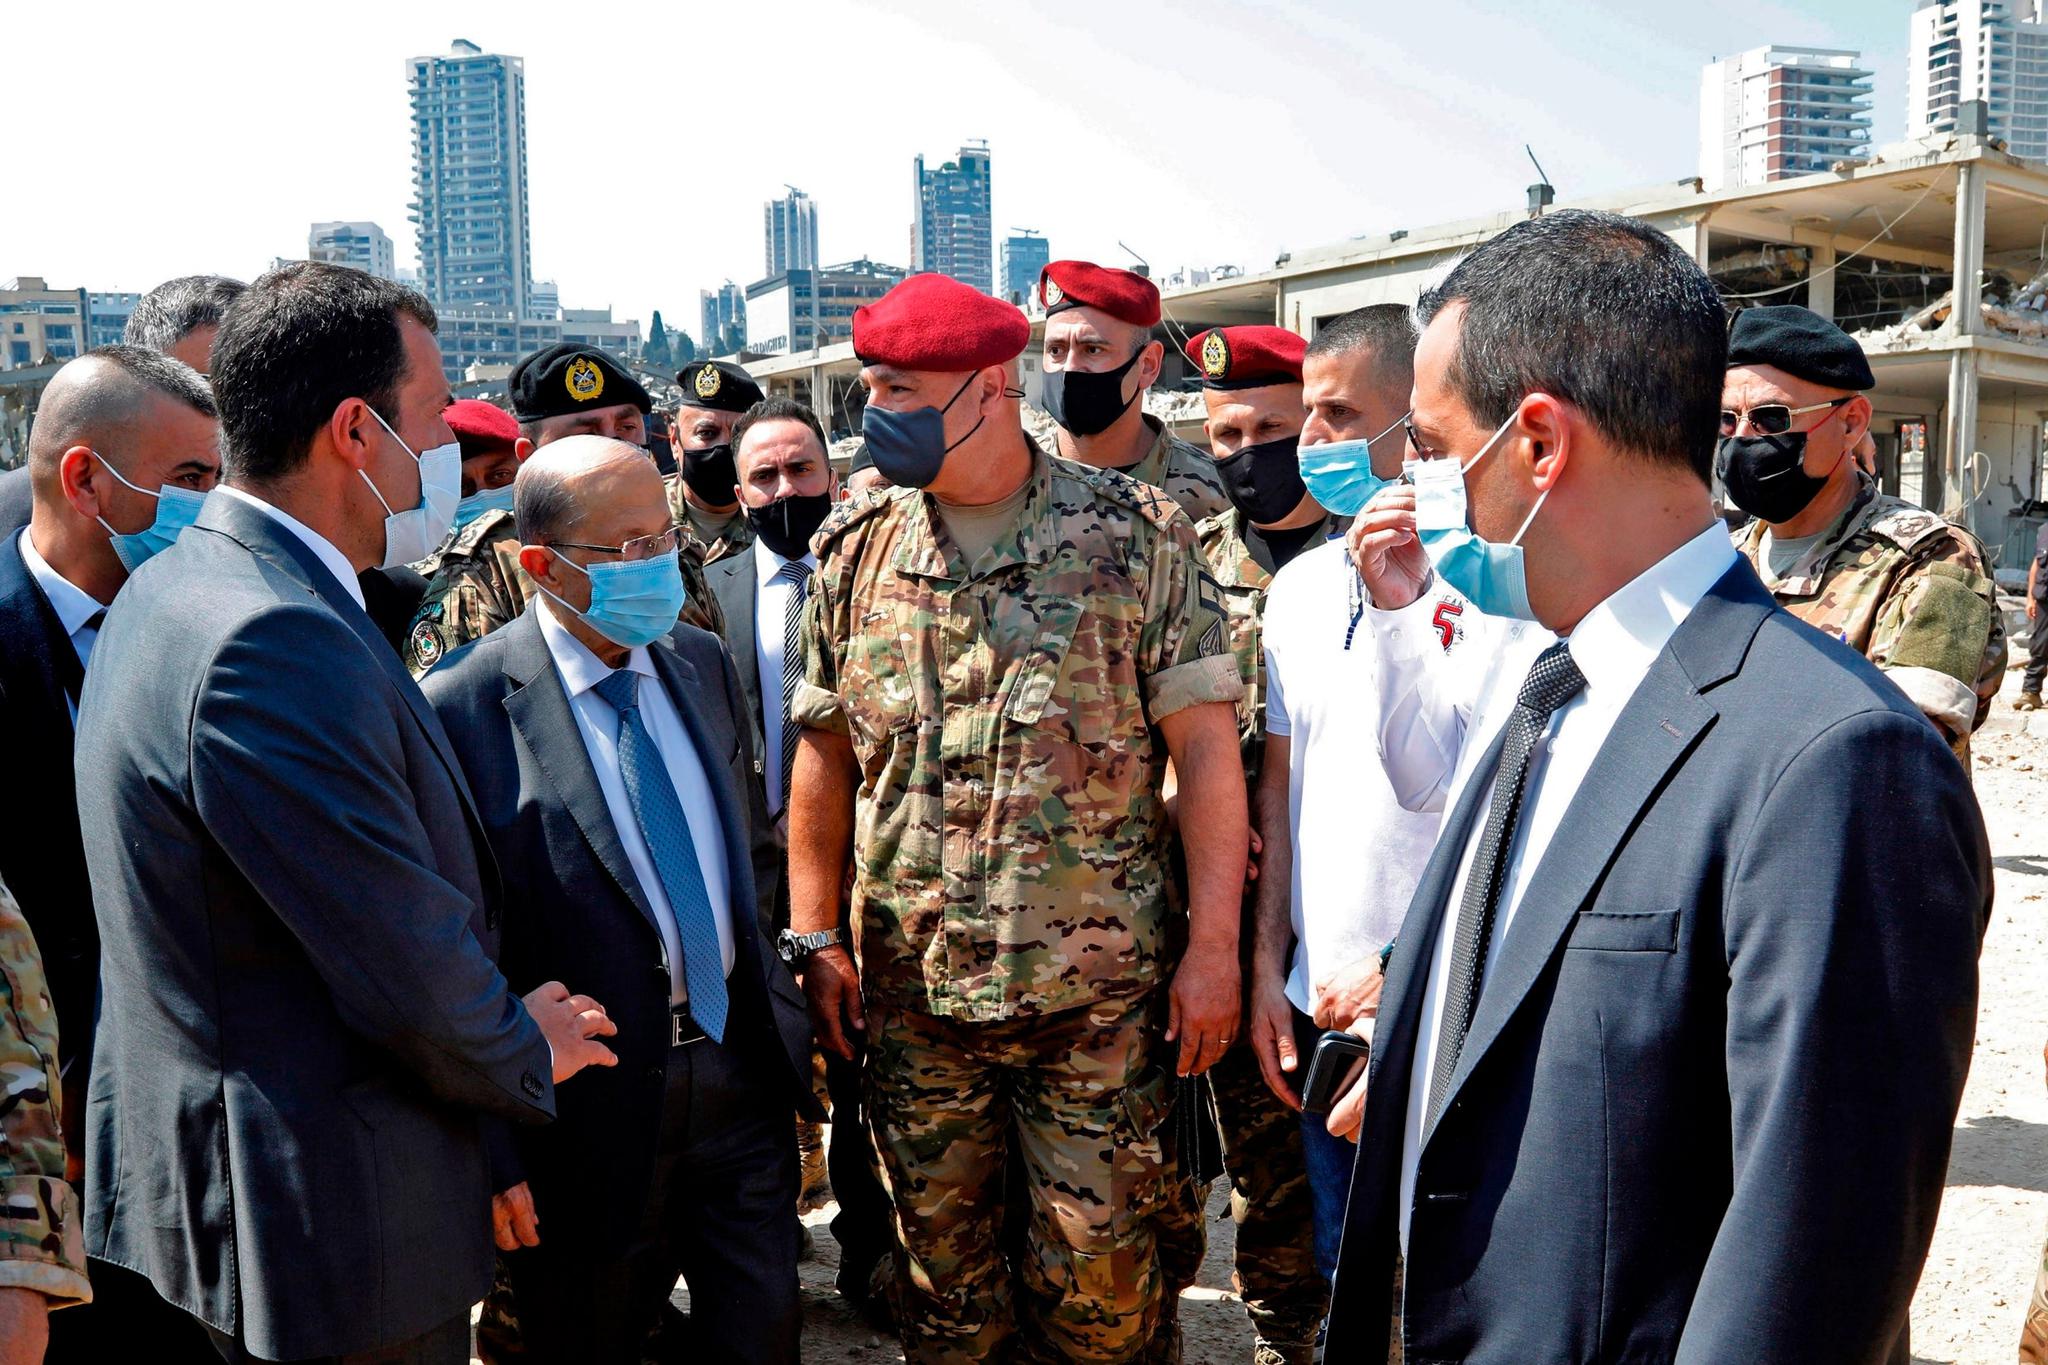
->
xmin=1389 ymin=523 xmax=1737 ymax=1249
xmin=216 ymin=485 xmax=366 ymax=609
xmin=536 ymin=603 xmax=736 ymax=1005
xmin=753 ymin=544 xmax=815 ymax=814
xmin=17 ymin=528 xmax=109 ymax=720
xmin=1262 ymin=541 xmax=1448 ymax=1022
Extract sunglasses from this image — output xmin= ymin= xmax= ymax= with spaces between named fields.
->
xmin=1719 ymin=396 xmax=1850 ymax=438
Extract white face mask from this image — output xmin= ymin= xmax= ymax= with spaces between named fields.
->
xmin=362 ymin=408 xmax=461 ymax=568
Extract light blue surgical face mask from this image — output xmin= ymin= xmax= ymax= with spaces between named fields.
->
xmin=453 ymin=485 xmax=517 ymax=531
xmin=1411 ymin=411 xmax=1549 ymax=622
xmin=94 ymin=453 xmax=209 ymax=572
xmin=542 ymin=547 xmax=687 ymax=649
xmin=1295 ymin=409 xmax=1413 ymax=516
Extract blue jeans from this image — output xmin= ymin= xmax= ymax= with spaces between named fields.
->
xmin=1293 ymin=1007 xmax=1359 ymax=1284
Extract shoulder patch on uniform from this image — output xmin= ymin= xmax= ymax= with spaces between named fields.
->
xmin=409 ymin=619 xmax=445 ymax=672
xmin=452 ymin=508 xmax=516 ymax=556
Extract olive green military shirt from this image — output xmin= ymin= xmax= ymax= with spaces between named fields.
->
xmin=664 ymin=474 xmax=754 ymax=566
xmin=1734 ymin=475 xmax=2007 ymax=764
xmin=794 ymin=445 xmax=1242 ymax=1022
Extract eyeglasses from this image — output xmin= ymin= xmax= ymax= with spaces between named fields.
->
xmin=1719 ymin=397 xmax=1850 ymax=438
xmin=546 ymin=526 xmax=682 ymax=562
xmin=1402 ymin=416 xmax=1438 ymax=460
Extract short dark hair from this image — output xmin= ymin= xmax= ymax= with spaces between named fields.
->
xmin=1308 ymin=304 xmax=1417 ymax=374
xmin=85 ymin=344 xmax=218 ymax=418
xmin=124 ymin=275 xmax=247 ymax=353
xmin=1415 ymin=209 xmax=1726 ymax=482
xmin=731 ymin=396 xmax=828 ymax=468
xmin=209 ymin=262 xmax=438 ymax=483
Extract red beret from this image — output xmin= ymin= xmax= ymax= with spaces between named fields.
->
xmin=444 ymin=398 xmax=519 ymax=459
xmin=853 ymin=273 xmax=1030 ymax=373
xmin=1039 ymin=260 xmax=1161 ymax=328
xmin=1183 ymin=326 xmax=1306 ymax=390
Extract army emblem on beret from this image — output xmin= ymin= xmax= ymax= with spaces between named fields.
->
xmin=1201 ymin=330 xmax=1230 ymax=379
xmin=565 ymin=356 xmax=604 ymax=404
xmin=409 ymin=619 xmax=445 ymax=672
xmin=693 ymin=364 xmax=722 ymax=401
xmin=1042 ymin=276 xmax=1064 ymax=308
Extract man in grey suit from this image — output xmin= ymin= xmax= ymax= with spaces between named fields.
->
xmin=1326 ymin=211 xmax=1989 ymax=1363
xmin=424 ymin=437 xmax=815 ymax=1361
xmin=74 ymin=262 xmax=619 ymax=1365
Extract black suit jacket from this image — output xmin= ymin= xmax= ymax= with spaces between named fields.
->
xmin=1326 ymin=561 xmax=1989 ymax=1365
xmin=75 ymin=492 xmax=555 ymax=1361
xmin=422 ymin=606 xmax=817 ymax=1249
xmin=706 ymin=543 xmax=795 ymax=929
xmin=0 ymin=529 xmax=97 ymax=1124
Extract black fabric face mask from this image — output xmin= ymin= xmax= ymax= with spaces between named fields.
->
xmin=1214 ymin=435 xmax=1307 ymax=526
xmin=745 ymin=490 xmax=835 ymax=561
xmin=1043 ymin=347 xmax=1143 ymax=437
xmin=1718 ymin=432 xmax=1832 ymax=523
xmin=679 ymin=443 xmax=739 ymax=506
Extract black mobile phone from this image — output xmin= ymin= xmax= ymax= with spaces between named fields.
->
xmin=1299 ymin=1030 xmax=1372 ymax=1116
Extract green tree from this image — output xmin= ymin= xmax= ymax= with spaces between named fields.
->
xmin=673 ymin=330 xmax=698 ymax=364
xmin=646 ymin=310 xmax=671 ymax=368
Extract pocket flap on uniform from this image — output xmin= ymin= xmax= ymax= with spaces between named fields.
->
xmin=1565 ymin=909 xmax=1678 ymax=953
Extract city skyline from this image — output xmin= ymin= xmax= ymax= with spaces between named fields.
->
xmin=5 ymin=0 xmax=1909 ymax=332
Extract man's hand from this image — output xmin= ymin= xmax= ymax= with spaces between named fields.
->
xmin=1312 ymin=954 xmax=1386 ymax=1032
xmin=492 ymin=1181 xmax=541 ymax=1251
xmin=1345 ymin=485 xmax=1432 ymax=611
xmin=1166 ymin=939 xmax=1241 ymax=1076
xmin=2029 ymin=598 xmax=2039 ymax=623
xmin=804 ymin=944 xmax=866 ymax=1061
xmin=1248 ymin=978 xmax=1302 ymax=1111
xmin=524 ymin=981 xmax=618 ymax=1082
xmin=1245 ymin=828 xmax=1263 ymax=887
xmin=1325 ymin=1015 xmax=1376 ymax=1142
xmin=0 ymin=1288 xmax=49 ymax=1365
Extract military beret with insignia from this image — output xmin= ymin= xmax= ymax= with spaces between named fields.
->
xmin=1039 ymin=260 xmax=1161 ymax=327
xmin=1726 ymin=305 xmax=1875 ymax=392
xmin=675 ymin=359 xmax=763 ymax=415
xmin=509 ymin=342 xmax=651 ymax=422
xmin=443 ymin=398 xmax=519 ymax=460
xmin=853 ymin=273 xmax=1030 ymax=372
xmin=1183 ymin=326 xmax=1306 ymax=390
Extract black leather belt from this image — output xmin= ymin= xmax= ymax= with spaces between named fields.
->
xmin=671 ymin=1007 xmax=706 ymax=1048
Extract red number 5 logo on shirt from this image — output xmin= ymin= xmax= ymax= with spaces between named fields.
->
xmin=1432 ymin=598 xmax=1464 ymax=652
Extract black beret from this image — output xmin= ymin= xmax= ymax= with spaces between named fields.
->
xmin=847 ymin=440 xmax=873 ymax=474
xmin=1726 ymin=306 xmax=1874 ymax=392
xmin=509 ymin=343 xmax=651 ymax=422
xmin=675 ymin=359 xmax=763 ymax=415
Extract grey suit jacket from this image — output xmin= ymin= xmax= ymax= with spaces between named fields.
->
xmin=424 ymin=608 xmax=817 ymax=1242
xmin=1326 ymin=560 xmax=1990 ymax=1365
xmin=74 ymin=491 xmax=555 ymax=1361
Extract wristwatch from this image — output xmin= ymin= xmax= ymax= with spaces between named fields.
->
xmin=776 ymin=927 xmax=842 ymax=964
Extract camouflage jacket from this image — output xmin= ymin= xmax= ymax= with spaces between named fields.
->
xmin=403 ymin=510 xmax=725 ymax=678
xmin=1124 ymin=417 xmax=1234 ymax=527
xmin=664 ymin=475 xmax=754 ymax=565
xmin=1193 ymin=507 xmax=1275 ymax=767
xmin=794 ymin=445 xmax=1242 ymax=1021
xmin=1734 ymin=476 xmax=2007 ymax=760
xmin=0 ymin=877 xmax=89 ymax=1306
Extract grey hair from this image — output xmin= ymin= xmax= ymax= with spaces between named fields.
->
xmin=514 ymin=459 xmax=580 ymax=545
xmin=124 ymin=275 xmax=247 ymax=352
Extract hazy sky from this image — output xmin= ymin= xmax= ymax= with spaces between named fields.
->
xmin=8 ymin=0 xmax=1908 ymax=335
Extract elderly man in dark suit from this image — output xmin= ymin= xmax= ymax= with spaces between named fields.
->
xmin=424 ymin=434 xmax=815 ymax=1362
xmin=1329 ymin=210 xmax=1989 ymax=1363
xmin=74 ymin=262 xmax=619 ymax=1365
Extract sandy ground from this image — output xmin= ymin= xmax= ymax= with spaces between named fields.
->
xmin=511 ymin=662 xmax=2048 ymax=1364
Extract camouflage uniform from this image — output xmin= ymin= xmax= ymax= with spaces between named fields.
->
xmin=1147 ymin=508 xmax=1327 ymax=1365
xmin=402 ymin=510 xmax=725 ymax=679
xmin=663 ymin=473 xmax=754 ymax=565
xmin=0 ymin=875 xmax=90 ymax=1309
xmin=1733 ymin=475 xmax=2006 ymax=767
xmin=1119 ymin=417 xmax=1233 ymax=528
xmin=794 ymin=444 xmax=1241 ymax=1362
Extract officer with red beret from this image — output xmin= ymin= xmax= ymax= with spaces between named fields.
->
xmin=1037 ymin=260 xmax=1230 ymax=525
xmin=785 ymin=271 xmax=1249 ymax=1362
xmin=1186 ymin=325 xmax=1337 ymax=574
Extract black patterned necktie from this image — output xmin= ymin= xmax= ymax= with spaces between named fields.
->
xmin=775 ymin=559 xmax=810 ymax=810
xmin=1427 ymin=641 xmax=1586 ymax=1128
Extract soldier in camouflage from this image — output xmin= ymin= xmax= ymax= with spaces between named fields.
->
xmin=787 ymin=274 xmax=1250 ymax=1363
xmin=1722 ymin=307 xmax=2004 ymax=766
xmin=0 ymin=873 xmax=91 ymax=1357
xmin=664 ymin=359 xmax=763 ymax=564
xmin=405 ymin=345 xmax=723 ymax=679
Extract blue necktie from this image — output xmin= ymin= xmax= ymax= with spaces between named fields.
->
xmin=592 ymin=669 xmax=728 ymax=1042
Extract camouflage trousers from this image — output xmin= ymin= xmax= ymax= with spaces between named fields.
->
xmin=1152 ymin=1036 xmax=1326 ymax=1365
xmin=865 ymin=990 xmax=1175 ymax=1364
xmin=2023 ymin=1218 xmax=2048 ymax=1365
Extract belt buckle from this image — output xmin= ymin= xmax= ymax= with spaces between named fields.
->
xmin=671 ymin=1011 xmax=703 ymax=1048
